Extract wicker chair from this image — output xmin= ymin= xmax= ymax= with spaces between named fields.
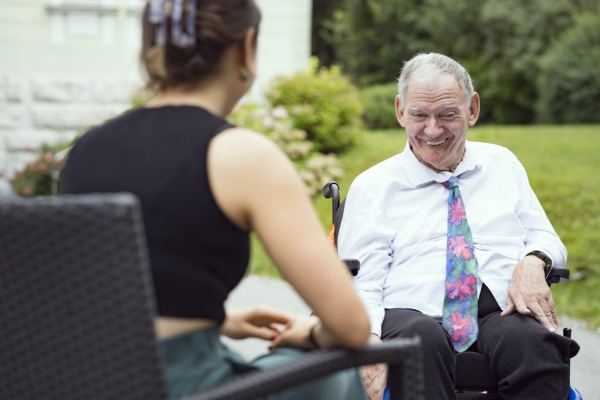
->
xmin=0 ymin=193 xmax=425 ymax=400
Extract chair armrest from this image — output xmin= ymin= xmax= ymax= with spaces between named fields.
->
xmin=182 ymin=337 xmax=424 ymax=400
xmin=546 ymin=266 xmax=569 ymax=286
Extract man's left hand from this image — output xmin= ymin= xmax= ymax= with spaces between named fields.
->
xmin=501 ymin=255 xmax=558 ymax=332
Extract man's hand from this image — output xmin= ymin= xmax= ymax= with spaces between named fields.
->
xmin=359 ymin=334 xmax=388 ymax=400
xmin=221 ymin=306 xmax=292 ymax=340
xmin=501 ymin=255 xmax=558 ymax=332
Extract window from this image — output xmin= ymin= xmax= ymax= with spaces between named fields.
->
xmin=46 ymin=0 xmax=143 ymax=44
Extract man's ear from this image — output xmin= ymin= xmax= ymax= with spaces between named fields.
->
xmin=468 ymin=92 xmax=480 ymax=126
xmin=395 ymin=95 xmax=406 ymax=128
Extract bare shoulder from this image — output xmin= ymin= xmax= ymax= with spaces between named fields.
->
xmin=209 ymin=126 xmax=300 ymax=185
xmin=207 ymin=127 xmax=305 ymax=230
xmin=210 ymin=127 xmax=286 ymax=166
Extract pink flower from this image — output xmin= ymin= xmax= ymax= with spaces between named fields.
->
xmin=449 ymin=197 xmax=466 ymax=224
xmin=43 ymin=152 xmax=54 ymax=163
xmin=446 ymin=275 xmax=477 ymax=300
xmin=451 ymin=312 xmax=473 ymax=343
xmin=449 ymin=236 xmax=473 ymax=259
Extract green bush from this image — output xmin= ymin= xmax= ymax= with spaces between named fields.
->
xmin=266 ymin=58 xmax=363 ymax=154
xmin=230 ymin=103 xmax=342 ymax=197
xmin=537 ymin=9 xmax=600 ymax=123
xmin=360 ymin=83 xmax=398 ymax=129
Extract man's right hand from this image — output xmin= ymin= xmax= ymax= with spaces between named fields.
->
xmin=359 ymin=334 xmax=388 ymax=400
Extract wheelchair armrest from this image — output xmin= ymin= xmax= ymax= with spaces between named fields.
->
xmin=182 ymin=337 xmax=424 ymax=400
xmin=546 ymin=266 xmax=569 ymax=286
xmin=343 ymin=259 xmax=360 ymax=276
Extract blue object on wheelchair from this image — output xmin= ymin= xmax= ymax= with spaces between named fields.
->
xmin=569 ymin=386 xmax=584 ymax=400
xmin=384 ymin=386 xmax=582 ymax=399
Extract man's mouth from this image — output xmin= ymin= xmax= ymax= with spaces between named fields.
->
xmin=423 ymin=138 xmax=447 ymax=146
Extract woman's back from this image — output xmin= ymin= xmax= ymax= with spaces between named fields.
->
xmin=57 ymin=1 xmax=370 ymax=397
xmin=59 ymin=105 xmax=249 ymax=323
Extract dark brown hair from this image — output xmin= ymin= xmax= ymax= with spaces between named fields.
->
xmin=141 ymin=0 xmax=261 ymax=91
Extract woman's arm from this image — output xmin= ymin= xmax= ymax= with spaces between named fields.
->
xmin=207 ymin=128 xmax=370 ymax=350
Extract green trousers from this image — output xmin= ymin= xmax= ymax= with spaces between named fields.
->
xmin=159 ymin=327 xmax=367 ymax=400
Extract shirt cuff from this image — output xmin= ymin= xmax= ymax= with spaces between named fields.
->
xmin=519 ymin=246 xmax=554 ymax=267
xmin=368 ymin=307 xmax=385 ymax=337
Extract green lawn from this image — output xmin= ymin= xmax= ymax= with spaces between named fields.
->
xmin=249 ymin=125 xmax=600 ymax=328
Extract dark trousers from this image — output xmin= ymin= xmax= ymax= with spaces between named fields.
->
xmin=381 ymin=285 xmax=579 ymax=400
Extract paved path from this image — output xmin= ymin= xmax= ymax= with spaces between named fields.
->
xmin=226 ymin=276 xmax=600 ymax=399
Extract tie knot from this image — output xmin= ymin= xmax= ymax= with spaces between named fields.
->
xmin=445 ymin=177 xmax=459 ymax=189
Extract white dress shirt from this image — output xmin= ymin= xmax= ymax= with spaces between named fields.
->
xmin=337 ymin=141 xmax=567 ymax=336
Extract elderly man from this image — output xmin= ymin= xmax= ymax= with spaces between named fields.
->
xmin=338 ymin=53 xmax=578 ymax=400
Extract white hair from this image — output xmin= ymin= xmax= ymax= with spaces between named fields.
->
xmin=397 ymin=52 xmax=474 ymax=104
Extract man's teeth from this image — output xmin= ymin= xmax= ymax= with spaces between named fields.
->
xmin=425 ymin=139 xmax=446 ymax=146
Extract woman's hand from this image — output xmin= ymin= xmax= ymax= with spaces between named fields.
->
xmin=270 ymin=315 xmax=320 ymax=350
xmin=221 ymin=306 xmax=292 ymax=340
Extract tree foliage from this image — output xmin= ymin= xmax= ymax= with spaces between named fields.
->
xmin=537 ymin=8 xmax=600 ymax=123
xmin=311 ymin=0 xmax=344 ymax=66
xmin=324 ymin=0 xmax=598 ymax=124
xmin=327 ymin=0 xmax=429 ymax=87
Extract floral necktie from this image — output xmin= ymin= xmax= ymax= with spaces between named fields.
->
xmin=441 ymin=176 xmax=479 ymax=352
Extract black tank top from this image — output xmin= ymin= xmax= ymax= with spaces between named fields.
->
xmin=59 ymin=106 xmax=250 ymax=323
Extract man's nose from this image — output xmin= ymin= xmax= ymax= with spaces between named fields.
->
xmin=423 ymin=116 xmax=443 ymax=138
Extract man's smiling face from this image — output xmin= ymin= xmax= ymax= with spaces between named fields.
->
xmin=396 ymin=73 xmax=479 ymax=172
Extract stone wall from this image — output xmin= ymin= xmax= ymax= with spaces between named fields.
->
xmin=0 ymin=74 xmax=139 ymax=192
xmin=0 ymin=0 xmax=313 ymax=194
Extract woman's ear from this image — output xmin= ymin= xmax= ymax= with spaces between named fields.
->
xmin=240 ymin=27 xmax=257 ymax=81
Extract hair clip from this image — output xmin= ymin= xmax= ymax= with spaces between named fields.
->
xmin=171 ymin=0 xmax=197 ymax=47
xmin=149 ymin=0 xmax=167 ymax=45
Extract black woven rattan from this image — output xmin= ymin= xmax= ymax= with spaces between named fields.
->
xmin=0 ymin=193 xmax=426 ymax=400
xmin=184 ymin=338 xmax=424 ymax=400
xmin=0 ymin=194 xmax=167 ymax=400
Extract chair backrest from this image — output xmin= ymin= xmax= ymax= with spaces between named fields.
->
xmin=0 ymin=194 xmax=167 ymax=400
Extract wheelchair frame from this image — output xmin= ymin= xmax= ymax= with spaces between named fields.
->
xmin=323 ymin=180 xmax=577 ymax=399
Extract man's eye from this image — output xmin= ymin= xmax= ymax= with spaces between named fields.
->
xmin=442 ymin=113 xmax=456 ymax=120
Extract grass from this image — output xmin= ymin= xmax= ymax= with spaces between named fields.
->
xmin=249 ymin=125 xmax=600 ymax=328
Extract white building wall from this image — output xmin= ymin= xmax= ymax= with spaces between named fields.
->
xmin=0 ymin=0 xmax=312 ymax=191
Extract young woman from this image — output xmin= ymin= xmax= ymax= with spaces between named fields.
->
xmin=59 ymin=1 xmax=370 ymax=398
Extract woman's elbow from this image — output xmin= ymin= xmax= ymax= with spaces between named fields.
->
xmin=339 ymin=311 xmax=371 ymax=350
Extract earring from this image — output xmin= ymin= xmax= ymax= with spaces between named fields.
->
xmin=240 ymin=68 xmax=249 ymax=82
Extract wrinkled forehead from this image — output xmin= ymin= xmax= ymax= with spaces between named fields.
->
xmin=405 ymin=72 xmax=467 ymax=105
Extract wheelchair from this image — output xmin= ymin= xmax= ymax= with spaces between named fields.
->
xmin=323 ymin=181 xmax=583 ymax=400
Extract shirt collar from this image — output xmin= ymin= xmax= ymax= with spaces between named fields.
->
xmin=401 ymin=140 xmax=482 ymax=188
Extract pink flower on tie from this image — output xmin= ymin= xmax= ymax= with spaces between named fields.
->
xmin=449 ymin=235 xmax=473 ymax=259
xmin=451 ymin=312 xmax=473 ymax=343
xmin=446 ymin=275 xmax=477 ymax=300
xmin=449 ymin=197 xmax=467 ymax=225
